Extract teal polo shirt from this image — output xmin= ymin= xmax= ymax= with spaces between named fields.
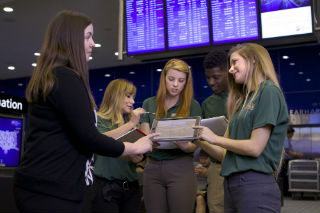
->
xmin=221 ymin=80 xmax=289 ymax=176
xmin=93 ymin=115 xmax=138 ymax=181
xmin=140 ymin=96 xmax=201 ymax=160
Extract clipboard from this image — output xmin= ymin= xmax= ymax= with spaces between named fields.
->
xmin=200 ymin=116 xmax=228 ymax=136
xmin=116 ymin=128 xmax=146 ymax=142
xmin=150 ymin=116 xmax=201 ymax=142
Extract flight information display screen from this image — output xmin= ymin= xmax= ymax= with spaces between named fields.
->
xmin=260 ymin=0 xmax=312 ymax=39
xmin=166 ymin=0 xmax=210 ymax=50
xmin=126 ymin=0 xmax=165 ymax=55
xmin=211 ymin=0 xmax=259 ymax=44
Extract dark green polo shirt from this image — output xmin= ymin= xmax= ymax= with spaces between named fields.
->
xmin=201 ymin=92 xmax=228 ymax=119
xmin=93 ymin=115 xmax=138 ymax=181
xmin=221 ymin=80 xmax=289 ymax=176
xmin=201 ymin=92 xmax=228 ymax=163
xmin=140 ymin=96 xmax=201 ymax=160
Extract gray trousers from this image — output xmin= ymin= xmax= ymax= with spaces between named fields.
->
xmin=224 ymin=170 xmax=281 ymax=213
xmin=143 ymin=156 xmax=197 ymax=213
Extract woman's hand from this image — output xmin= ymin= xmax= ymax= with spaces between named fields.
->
xmin=195 ymin=164 xmax=208 ymax=177
xmin=133 ymin=133 xmax=159 ymax=154
xmin=129 ymin=108 xmax=146 ymax=127
xmin=193 ymin=126 xmax=217 ymax=145
xmin=173 ymin=141 xmax=197 ymax=153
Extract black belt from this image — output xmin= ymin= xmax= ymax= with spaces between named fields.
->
xmin=94 ymin=175 xmax=139 ymax=191
xmin=108 ymin=178 xmax=139 ymax=190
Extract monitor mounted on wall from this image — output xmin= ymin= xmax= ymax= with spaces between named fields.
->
xmin=0 ymin=114 xmax=24 ymax=169
xmin=260 ymin=0 xmax=313 ymax=39
xmin=124 ymin=0 xmax=317 ymax=59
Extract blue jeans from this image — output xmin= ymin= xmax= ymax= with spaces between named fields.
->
xmin=224 ymin=170 xmax=281 ymax=213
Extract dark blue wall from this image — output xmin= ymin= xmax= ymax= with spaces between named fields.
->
xmin=1 ymin=45 xmax=320 ymax=111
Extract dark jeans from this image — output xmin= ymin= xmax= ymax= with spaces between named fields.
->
xmin=86 ymin=175 xmax=142 ymax=213
xmin=224 ymin=170 xmax=281 ymax=213
xmin=13 ymin=185 xmax=81 ymax=213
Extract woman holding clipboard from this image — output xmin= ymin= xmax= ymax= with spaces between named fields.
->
xmin=194 ymin=43 xmax=289 ymax=213
xmin=140 ymin=59 xmax=201 ymax=213
xmin=89 ymin=79 xmax=146 ymax=213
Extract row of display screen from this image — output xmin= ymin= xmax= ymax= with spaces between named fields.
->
xmin=126 ymin=0 xmax=313 ymax=55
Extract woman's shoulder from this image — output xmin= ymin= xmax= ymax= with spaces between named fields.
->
xmin=143 ymin=96 xmax=156 ymax=104
xmin=52 ymin=66 xmax=80 ymax=79
xmin=191 ymin=98 xmax=201 ymax=106
xmin=260 ymin=80 xmax=283 ymax=95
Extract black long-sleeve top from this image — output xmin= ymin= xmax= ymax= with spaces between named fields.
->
xmin=14 ymin=67 xmax=125 ymax=201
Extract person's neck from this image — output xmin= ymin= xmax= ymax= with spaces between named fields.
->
xmin=165 ymin=95 xmax=179 ymax=110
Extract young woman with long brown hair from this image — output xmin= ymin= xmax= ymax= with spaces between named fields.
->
xmin=13 ymin=10 xmax=155 ymax=213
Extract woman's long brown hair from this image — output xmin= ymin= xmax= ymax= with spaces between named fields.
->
xmin=26 ymin=10 xmax=96 ymax=109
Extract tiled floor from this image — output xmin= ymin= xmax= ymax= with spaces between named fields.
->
xmin=281 ymin=195 xmax=320 ymax=213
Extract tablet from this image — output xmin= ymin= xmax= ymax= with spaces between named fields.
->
xmin=116 ymin=128 xmax=146 ymax=142
xmin=150 ymin=116 xmax=201 ymax=142
xmin=200 ymin=116 xmax=228 ymax=136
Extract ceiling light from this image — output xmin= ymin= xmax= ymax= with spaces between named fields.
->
xmin=129 ymin=71 xmax=135 ymax=74
xmin=203 ymin=85 xmax=208 ymax=88
xmin=18 ymin=83 xmax=23 ymax=86
xmin=306 ymin=78 xmax=311 ymax=82
xmin=99 ymin=88 xmax=103 ymax=91
xmin=8 ymin=66 xmax=15 ymax=70
xmin=114 ymin=52 xmax=119 ymax=56
xmin=156 ymin=69 xmax=162 ymax=72
xmin=282 ymin=55 xmax=289 ymax=59
xmin=3 ymin=7 xmax=13 ymax=12
xmin=31 ymin=63 xmax=37 ymax=67
xmin=104 ymin=74 xmax=111 ymax=77
xmin=34 ymin=52 xmax=40 ymax=56
xmin=89 ymin=56 xmax=93 ymax=60
xmin=141 ymin=84 xmax=145 ymax=87
xmin=94 ymin=44 xmax=102 ymax=48
xmin=289 ymin=62 xmax=295 ymax=66
xmin=298 ymin=72 xmax=304 ymax=75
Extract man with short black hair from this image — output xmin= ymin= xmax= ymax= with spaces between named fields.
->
xmin=200 ymin=49 xmax=229 ymax=213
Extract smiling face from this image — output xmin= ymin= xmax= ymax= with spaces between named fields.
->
xmin=205 ymin=67 xmax=228 ymax=94
xmin=229 ymin=52 xmax=248 ymax=84
xmin=121 ymin=93 xmax=135 ymax=114
xmin=165 ymin=69 xmax=187 ymax=98
xmin=84 ymin=24 xmax=95 ymax=62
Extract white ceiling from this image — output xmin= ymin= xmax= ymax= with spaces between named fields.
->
xmin=0 ymin=0 xmax=141 ymax=80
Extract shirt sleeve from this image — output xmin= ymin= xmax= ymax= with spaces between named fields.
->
xmin=50 ymin=69 xmax=124 ymax=157
xmin=190 ymin=100 xmax=202 ymax=117
xmin=253 ymin=85 xmax=281 ymax=129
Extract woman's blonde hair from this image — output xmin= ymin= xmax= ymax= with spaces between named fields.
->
xmin=227 ymin=43 xmax=280 ymax=119
xmin=156 ymin=59 xmax=194 ymax=118
xmin=98 ymin=79 xmax=136 ymax=127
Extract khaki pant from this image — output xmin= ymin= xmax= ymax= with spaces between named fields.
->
xmin=207 ymin=163 xmax=224 ymax=213
xmin=143 ymin=156 xmax=197 ymax=213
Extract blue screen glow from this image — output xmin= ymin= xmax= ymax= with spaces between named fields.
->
xmin=0 ymin=116 xmax=23 ymax=167
xmin=126 ymin=0 xmax=165 ymax=55
xmin=260 ymin=0 xmax=311 ymax=13
xmin=211 ymin=0 xmax=259 ymax=44
xmin=166 ymin=0 xmax=210 ymax=50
